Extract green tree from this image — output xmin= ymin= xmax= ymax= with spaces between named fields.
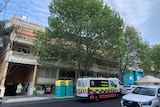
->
xmin=122 ymin=26 xmax=142 ymax=69
xmin=138 ymin=41 xmax=152 ymax=72
xmin=0 ymin=20 xmax=14 ymax=82
xmin=150 ymin=44 xmax=160 ymax=72
xmin=34 ymin=0 xmax=124 ymax=76
xmin=0 ymin=21 xmax=14 ymax=56
xmin=116 ymin=26 xmax=151 ymax=81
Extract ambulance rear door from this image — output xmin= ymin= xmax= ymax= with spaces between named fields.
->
xmin=76 ymin=78 xmax=89 ymax=98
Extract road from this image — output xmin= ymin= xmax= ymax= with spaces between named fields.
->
xmin=2 ymin=98 xmax=122 ymax=107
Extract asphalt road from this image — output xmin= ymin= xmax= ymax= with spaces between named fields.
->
xmin=2 ymin=98 xmax=122 ymax=107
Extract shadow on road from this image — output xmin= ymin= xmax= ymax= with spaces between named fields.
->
xmin=75 ymin=97 xmax=120 ymax=103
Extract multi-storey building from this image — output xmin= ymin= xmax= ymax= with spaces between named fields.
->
xmin=0 ymin=13 xmax=118 ymax=97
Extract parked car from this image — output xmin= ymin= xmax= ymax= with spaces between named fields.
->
xmin=76 ymin=77 xmax=120 ymax=101
xmin=121 ymin=85 xmax=160 ymax=107
xmin=121 ymin=85 xmax=137 ymax=95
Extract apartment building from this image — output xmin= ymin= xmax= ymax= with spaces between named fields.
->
xmin=0 ymin=13 xmax=118 ymax=97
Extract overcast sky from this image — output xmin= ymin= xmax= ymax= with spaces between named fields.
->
xmin=0 ymin=0 xmax=160 ymax=45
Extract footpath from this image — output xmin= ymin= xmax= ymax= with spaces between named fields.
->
xmin=0 ymin=94 xmax=74 ymax=104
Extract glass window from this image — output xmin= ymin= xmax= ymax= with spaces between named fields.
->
xmin=17 ymin=47 xmax=30 ymax=54
xmin=51 ymin=70 xmax=56 ymax=78
xmin=90 ymin=80 xmax=108 ymax=87
xmin=22 ymin=48 xmax=27 ymax=53
xmin=77 ymin=80 xmax=88 ymax=87
xmin=18 ymin=48 xmax=22 ymax=52
xmin=45 ymin=68 xmax=51 ymax=78
xmin=39 ymin=67 xmax=57 ymax=78
xmin=110 ymin=80 xmax=116 ymax=87
xmin=38 ymin=68 xmax=45 ymax=78
xmin=158 ymin=88 xmax=160 ymax=94
xmin=132 ymin=87 xmax=156 ymax=96
xmin=119 ymin=81 xmax=123 ymax=85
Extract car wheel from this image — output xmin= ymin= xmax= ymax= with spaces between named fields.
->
xmin=94 ymin=95 xmax=99 ymax=102
xmin=116 ymin=93 xmax=121 ymax=98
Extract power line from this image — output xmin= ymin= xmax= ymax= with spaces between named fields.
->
xmin=0 ymin=0 xmax=9 ymax=12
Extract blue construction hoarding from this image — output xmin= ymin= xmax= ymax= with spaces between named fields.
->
xmin=123 ymin=70 xmax=144 ymax=85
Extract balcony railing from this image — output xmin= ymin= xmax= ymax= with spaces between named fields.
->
xmin=5 ymin=51 xmax=117 ymax=73
xmin=12 ymin=51 xmax=35 ymax=59
xmin=5 ymin=50 xmax=37 ymax=65
xmin=92 ymin=64 xmax=118 ymax=73
xmin=14 ymin=35 xmax=34 ymax=45
xmin=16 ymin=35 xmax=33 ymax=42
xmin=10 ymin=32 xmax=34 ymax=45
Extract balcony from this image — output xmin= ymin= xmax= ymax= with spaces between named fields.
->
xmin=55 ymin=62 xmax=118 ymax=74
xmin=5 ymin=50 xmax=118 ymax=74
xmin=15 ymin=35 xmax=34 ymax=45
xmin=5 ymin=50 xmax=38 ymax=65
xmin=90 ymin=64 xmax=118 ymax=74
xmin=37 ymin=78 xmax=56 ymax=85
xmin=10 ymin=32 xmax=34 ymax=45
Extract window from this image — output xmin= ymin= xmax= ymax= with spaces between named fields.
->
xmin=110 ymin=80 xmax=116 ymax=87
xmin=45 ymin=68 xmax=51 ymax=78
xmin=132 ymin=87 xmax=156 ymax=96
xmin=90 ymin=80 xmax=108 ymax=87
xmin=158 ymin=88 xmax=160 ymax=94
xmin=38 ymin=67 xmax=56 ymax=78
xmin=38 ymin=68 xmax=45 ymax=77
xmin=77 ymin=80 xmax=88 ymax=87
xmin=18 ymin=48 xmax=30 ymax=54
xmin=51 ymin=70 xmax=56 ymax=78
xmin=119 ymin=81 xmax=123 ymax=85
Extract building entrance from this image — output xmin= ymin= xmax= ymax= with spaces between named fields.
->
xmin=4 ymin=63 xmax=34 ymax=96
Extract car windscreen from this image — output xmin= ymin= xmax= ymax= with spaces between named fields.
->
xmin=132 ymin=87 xmax=156 ymax=96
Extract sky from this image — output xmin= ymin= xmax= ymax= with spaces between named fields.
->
xmin=0 ymin=0 xmax=160 ymax=45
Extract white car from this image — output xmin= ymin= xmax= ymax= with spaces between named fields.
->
xmin=121 ymin=85 xmax=160 ymax=107
xmin=121 ymin=85 xmax=137 ymax=95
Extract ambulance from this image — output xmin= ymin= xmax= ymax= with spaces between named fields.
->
xmin=75 ymin=77 xmax=121 ymax=101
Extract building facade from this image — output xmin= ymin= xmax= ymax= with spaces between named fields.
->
xmin=0 ymin=13 xmax=118 ymax=97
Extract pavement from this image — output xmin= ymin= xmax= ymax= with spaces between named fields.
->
xmin=0 ymin=94 xmax=74 ymax=104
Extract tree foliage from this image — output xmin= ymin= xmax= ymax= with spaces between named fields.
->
xmin=34 ymin=0 xmax=124 ymax=75
xmin=0 ymin=21 xmax=14 ymax=55
xmin=138 ymin=41 xmax=152 ymax=72
xmin=150 ymin=44 xmax=160 ymax=72
xmin=117 ymin=26 xmax=151 ymax=73
xmin=33 ymin=0 xmax=154 ymax=78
